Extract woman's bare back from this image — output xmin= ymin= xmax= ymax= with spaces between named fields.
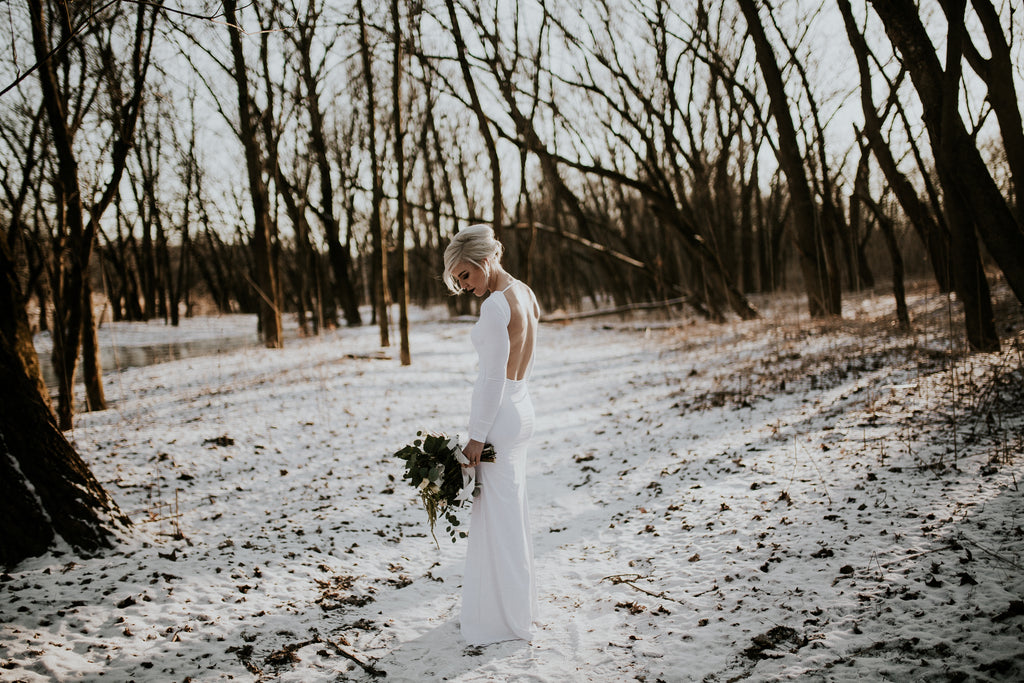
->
xmin=502 ymin=281 xmax=539 ymax=380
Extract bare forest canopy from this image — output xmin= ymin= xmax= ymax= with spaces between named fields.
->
xmin=1 ymin=0 xmax=1023 ymax=434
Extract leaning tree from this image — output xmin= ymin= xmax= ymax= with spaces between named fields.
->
xmin=0 ymin=232 xmax=131 ymax=569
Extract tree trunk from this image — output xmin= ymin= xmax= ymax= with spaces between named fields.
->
xmin=738 ymin=144 xmax=757 ymax=294
xmin=30 ymin=1 xmax=87 ymax=430
xmin=0 ymin=340 xmax=131 ymax=568
xmin=81 ymin=277 xmax=106 ymax=412
xmin=30 ymin=0 xmax=153 ymax=428
xmin=868 ymin=0 xmax=1024 ymax=309
xmin=1 ymin=244 xmax=130 ymax=567
xmin=838 ymin=0 xmax=952 ymax=294
xmin=944 ymin=175 xmax=1000 ymax=352
xmin=0 ymin=228 xmax=51 ymax=412
xmin=737 ymin=0 xmax=840 ymax=318
xmin=276 ymin=174 xmax=316 ymax=334
xmin=940 ymin=0 xmax=999 ymax=352
xmin=392 ymin=0 xmax=411 ymax=365
xmin=223 ymin=0 xmax=282 ymax=349
xmin=357 ymin=0 xmax=390 ymax=347
xmin=861 ymin=195 xmax=910 ymax=330
xmin=960 ymin=0 xmax=1024 ymax=213
xmin=141 ymin=200 xmax=157 ymax=319
xmin=293 ymin=12 xmax=361 ymax=327
xmin=171 ymin=186 xmax=191 ymax=327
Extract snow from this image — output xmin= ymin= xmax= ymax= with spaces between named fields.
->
xmin=2 ymin=285 xmax=1023 ymax=682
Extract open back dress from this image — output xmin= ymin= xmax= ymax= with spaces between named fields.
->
xmin=460 ymin=280 xmax=538 ymax=645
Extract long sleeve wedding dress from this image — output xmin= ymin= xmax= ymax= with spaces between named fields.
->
xmin=460 ymin=281 xmax=537 ymax=645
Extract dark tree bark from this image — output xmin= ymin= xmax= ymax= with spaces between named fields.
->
xmin=737 ymin=132 xmax=759 ymax=294
xmin=278 ymin=172 xmax=321 ymax=335
xmin=838 ymin=0 xmax=952 ymax=293
xmin=939 ymin=0 xmax=999 ymax=352
xmin=292 ymin=4 xmax=361 ymax=327
xmin=392 ymin=0 xmax=411 ymax=365
xmin=223 ymin=0 xmax=282 ymax=348
xmin=135 ymin=132 xmax=158 ymax=320
xmin=30 ymin=0 xmax=154 ymax=429
xmin=0 ymin=227 xmax=50 ymax=412
xmin=171 ymin=96 xmax=199 ymax=327
xmin=762 ymin=2 xmax=843 ymax=313
xmin=357 ymin=0 xmax=390 ymax=347
xmin=199 ymin=219 xmax=232 ymax=314
xmin=444 ymin=0 xmax=503 ymax=236
xmin=120 ymin=210 xmax=145 ymax=322
xmin=0 ymin=105 xmax=51 ymax=411
xmin=859 ymin=191 xmax=911 ymax=330
xmin=850 ymin=152 xmax=876 ymax=290
xmin=80 ymin=277 xmax=106 ymax=411
xmin=959 ymin=0 xmax=1024 ymax=212
xmin=0 ymin=232 xmax=130 ymax=569
xmin=737 ymin=0 xmax=840 ymax=318
xmin=31 ymin=0 xmax=90 ymax=430
xmin=868 ymin=0 xmax=1024 ymax=314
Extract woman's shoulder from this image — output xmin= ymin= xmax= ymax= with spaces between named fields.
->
xmin=480 ymin=291 xmax=511 ymax=322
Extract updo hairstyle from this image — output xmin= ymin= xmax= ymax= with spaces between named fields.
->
xmin=442 ymin=224 xmax=504 ymax=294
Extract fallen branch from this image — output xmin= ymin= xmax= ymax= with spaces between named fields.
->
xmin=601 ymin=573 xmax=688 ymax=605
xmin=542 ymin=297 xmax=692 ymax=323
xmin=960 ymin=535 xmax=1024 ymax=572
xmin=319 ymin=635 xmax=384 ymax=677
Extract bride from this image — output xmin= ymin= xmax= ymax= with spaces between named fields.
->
xmin=443 ymin=224 xmax=539 ymax=646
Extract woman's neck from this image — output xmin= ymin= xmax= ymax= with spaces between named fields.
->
xmin=487 ymin=267 xmax=513 ymax=293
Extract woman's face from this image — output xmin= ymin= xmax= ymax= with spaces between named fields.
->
xmin=454 ymin=260 xmax=488 ymax=297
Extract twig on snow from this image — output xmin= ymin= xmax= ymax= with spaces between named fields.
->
xmin=601 ymin=573 xmax=689 ymax=605
xmin=959 ymin=535 xmax=1024 ymax=572
xmin=310 ymin=632 xmax=385 ymax=678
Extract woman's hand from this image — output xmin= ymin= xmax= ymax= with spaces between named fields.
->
xmin=462 ymin=439 xmax=485 ymax=467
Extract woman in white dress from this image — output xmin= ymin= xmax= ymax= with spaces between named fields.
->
xmin=443 ymin=224 xmax=539 ymax=646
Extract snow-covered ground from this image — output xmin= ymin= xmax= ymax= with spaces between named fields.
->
xmin=3 ymin=284 xmax=1023 ymax=682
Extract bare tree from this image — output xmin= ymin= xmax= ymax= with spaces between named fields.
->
xmin=169 ymin=89 xmax=200 ymax=326
xmin=444 ymin=0 xmax=504 ymax=236
xmin=0 ymin=281 xmax=131 ymax=567
xmin=289 ymin=0 xmax=362 ymax=327
xmin=29 ymin=0 xmax=157 ymax=428
xmin=737 ymin=0 xmax=840 ymax=318
xmin=393 ymin=0 xmax=411 ymax=365
xmin=2 ymin=214 xmax=130 ymax=569
xmin=867 ymin=0 xmax=1022 ymax=350
xmin=514 ymin=1 xmax=758 ymax=318
xmin=837 ymin=0 xmax=951 ymax=296
xmin=223 ymin=0 xmax=283 ymax=348
xmin=959 ymin=0 xmax=1024 ymax=213
xmin=357 ymin=0 xmax=391 ymax=347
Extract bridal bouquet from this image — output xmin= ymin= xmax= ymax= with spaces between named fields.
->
xmin=393 ymin=432 xmax=494 ymax=546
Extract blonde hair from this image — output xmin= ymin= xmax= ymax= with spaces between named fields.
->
xmin=442 ymin=224 xmax=504 ymax=294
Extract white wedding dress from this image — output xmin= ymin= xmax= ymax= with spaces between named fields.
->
xmin=460 ymin=281 xmax=537 ymax=645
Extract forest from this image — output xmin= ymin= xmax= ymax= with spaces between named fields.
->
xmin=1 ymin=0 xmax=1023 ymax=604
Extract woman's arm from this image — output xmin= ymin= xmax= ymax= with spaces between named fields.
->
xmin=467 ymin=297 xmax=510 ymax=455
